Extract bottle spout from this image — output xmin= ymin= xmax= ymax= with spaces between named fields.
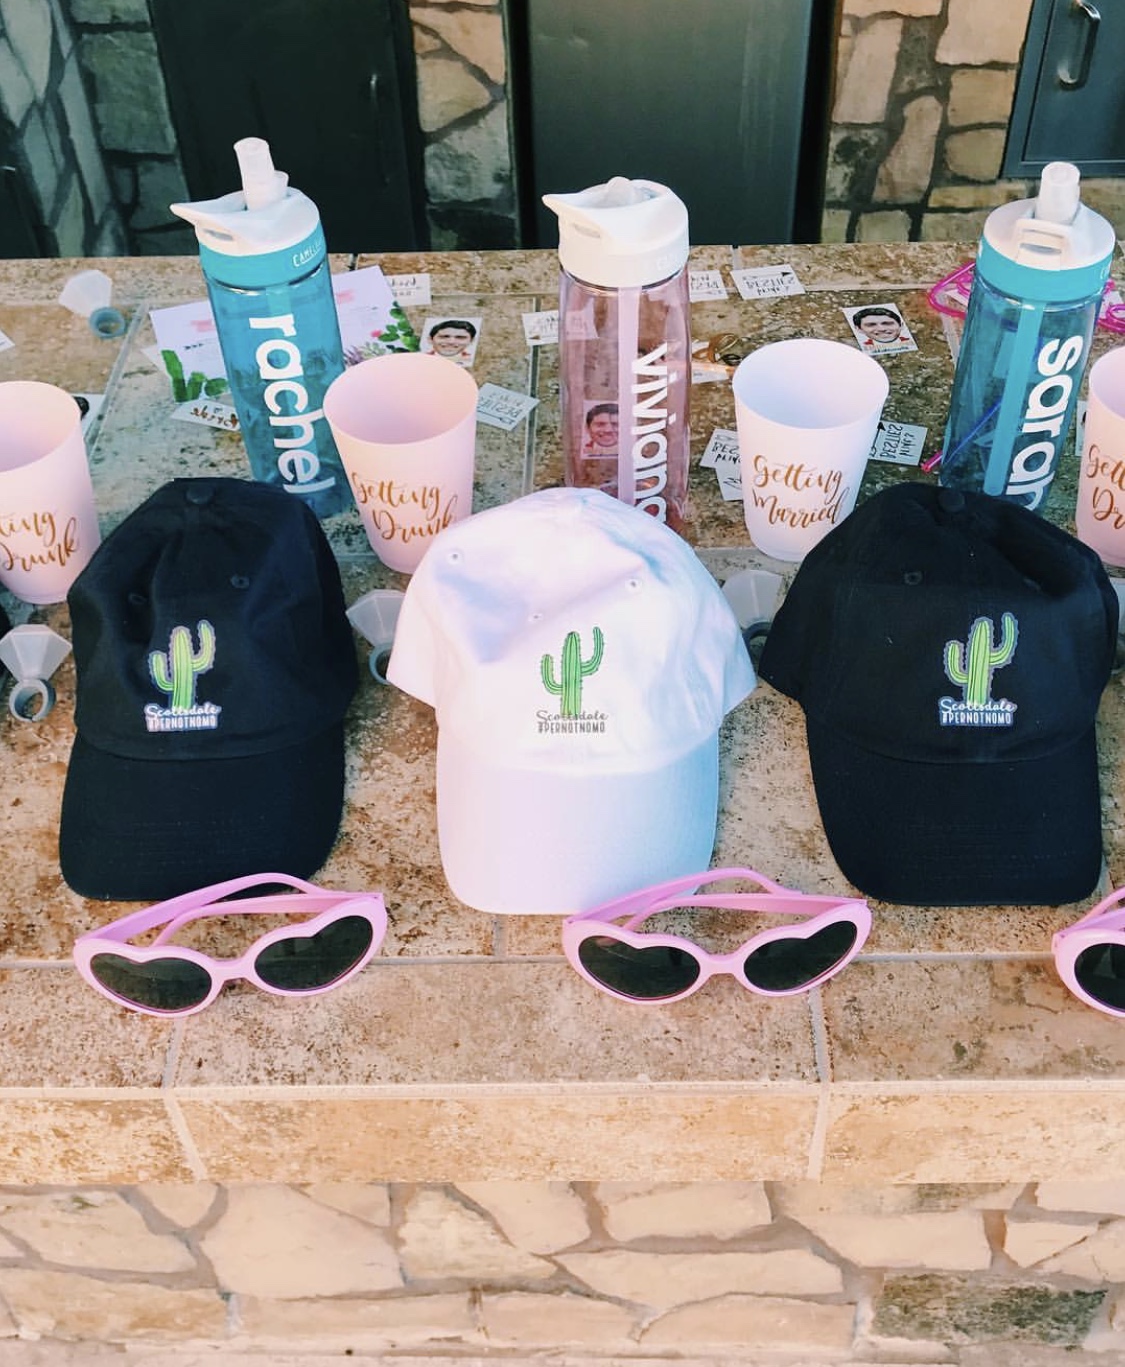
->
xmin=1035 ymin=161 xmax=1081 ymax=225
xmin=235 ymin=137 xmax=288 ymax=212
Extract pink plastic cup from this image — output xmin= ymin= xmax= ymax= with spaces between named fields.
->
xmin=0 ymin=381 xmax=101 ymax=604
xmin=324 ymin=352 xmax=478 ymax=573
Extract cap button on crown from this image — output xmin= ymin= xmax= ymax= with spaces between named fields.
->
xmin=185 ymin=484 xmax=214 ymax=507
xmin=937 ymin=488 xmax=965 ymax=514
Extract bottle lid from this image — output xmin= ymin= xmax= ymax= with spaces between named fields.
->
xmin=170 ymin=138 xmax=327 ymax=288
xmin=977 ymin=161 xmax=1116 ymax=303
xmin=542 ymin=177 xmax=690 ymax=289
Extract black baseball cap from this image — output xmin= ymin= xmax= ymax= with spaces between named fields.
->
xmin=60 ymin=478 xmax=358 ymax=900
xmin=758 ymin=483 xmax=1119 ymax=907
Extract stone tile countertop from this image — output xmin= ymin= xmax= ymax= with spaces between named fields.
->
xmin=3 ymin=243 xmax=1125 ymax=1188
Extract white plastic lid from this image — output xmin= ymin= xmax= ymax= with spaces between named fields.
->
xmin=982 ymin=161 xmax=1116 ymax=274
xmin=170 ymin=137 xmax=320 ymax=256
xmin=542 ymin=177 xmax=690 ymax=289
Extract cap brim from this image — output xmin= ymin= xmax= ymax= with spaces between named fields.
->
xmin=435 ymin=730 xmax=721 ymax=915
xmin=59 ymin=725 xmax=347 ymax=901
xmin=805 ymin=716 xmax=1104 ymax=907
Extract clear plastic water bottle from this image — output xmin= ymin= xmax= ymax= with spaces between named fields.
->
xmin=171 ymin=138 xmax=351 ymax=519
xmin=939 ymin=162 xmax=1115 ymax=511
xmin=543 ymin=177 xmax=691 ymax=533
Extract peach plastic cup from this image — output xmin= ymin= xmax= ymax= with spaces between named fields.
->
xmin=324 ymin=352 xmax=478 ymax=573
xmin=0 ymin=380 xmax=102 ymax=604
xmin=1076 ymin=347 xmax=1125 ymax=567
xmin=733 ymin=338 xmax=889 ymax=562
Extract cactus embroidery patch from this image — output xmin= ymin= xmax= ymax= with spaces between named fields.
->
xmin=940 ymin=612 xmax=1018 ymax=727
xmin=538 ymin=627 xmax=607 ymax=734
xmin=144 ymin=621 xmax=222 ymax=733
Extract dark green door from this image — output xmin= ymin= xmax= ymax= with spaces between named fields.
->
xmin=150 ymin=0 xmax=428 ymax=253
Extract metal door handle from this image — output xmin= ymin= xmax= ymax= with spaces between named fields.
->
xmin=1058 ymin=0 xmax=1100 ymax=89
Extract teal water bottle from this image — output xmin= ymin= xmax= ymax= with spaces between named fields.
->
xmin=171 ymin=139 xmax=351 ymax=518
xmin=939 ymin=162 xmax=1115 ymax=511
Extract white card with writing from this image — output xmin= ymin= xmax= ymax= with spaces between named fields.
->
xmin=731 ymin=264 xmax=805 ymax=300
xmin=703 ymin=427 xmax=744 ymax=499
xmin=689 ymin=270 xmax=728 ymax=302
xmin=522 ymin=309 xmax=559 ymax=346
xmin=171 ymin=399 xmax=241 ymax=432
xmin=0 ymin=328 xmax=15 ymax=353
xmin=476 ymin=382 xmax=539 ymax=431
xmin=868 ymin=420 xmax=927 ymax=466
xmin=387 ymin=272 xmax=432 ymax=306
xmin=701 ymin=426 xmax=741 ymax=470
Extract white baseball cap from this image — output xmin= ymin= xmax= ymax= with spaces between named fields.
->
xmin=386 ymin=487 xmax=756 ymax=914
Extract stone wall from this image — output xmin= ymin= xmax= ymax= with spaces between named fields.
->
xmin=825 ymin=0 xmax=1125 ymax=243
xmin=5 ymin=1181 xmax=1125 ymax=1357
xmin=8 ymin=0 xmax=1123 ymax=256
xmin=0 ymin=0 xmax=124 ymax=256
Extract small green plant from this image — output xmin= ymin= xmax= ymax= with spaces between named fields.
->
xmin=150 ymin=622 xmax=216 ymax=711
xmin=161 ymin=350 xmax=229 ymax=402
xmin=541 ymin=627 xmax=604 ymax=718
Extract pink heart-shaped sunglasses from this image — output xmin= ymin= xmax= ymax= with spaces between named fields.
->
xmin=73 ymin=872 xmax=387 ymax=1016
xmin=562 ymin=867 xmax=870 ymax=1004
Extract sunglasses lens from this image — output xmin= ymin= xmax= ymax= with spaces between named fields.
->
xmin=1073 ymin=941 xmax=1125 ymax=1012
xmin=89 ymin=953 xmax=213 ymax=1013
xmin=577 ymin=936 xmax=701 ymax=1000
xmin=254 ymin=915 xmax=375 ymax=992
xmin=742 ymin=921 xmax=858 ymax=992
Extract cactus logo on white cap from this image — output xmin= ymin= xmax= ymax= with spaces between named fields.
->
xmin=537 ymin=626 xmax=608 ymax=735
xmin=939 ymin=612 xmax=1018 ymax=728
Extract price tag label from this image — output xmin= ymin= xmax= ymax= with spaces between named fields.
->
xmin=689 ymin=270 xmax=729 ymax=302
xmin=387 ymin=273 xmax=432 ymax=306
xmin=522 ymin=309 xmax=559 ymax=346
xmin=476 ymin=382 xmax=539 ymax=431
xmin=731 ymin=264 xmax=805 ymax=300
xmin=171 ymin=399 xmax=241 ymax=432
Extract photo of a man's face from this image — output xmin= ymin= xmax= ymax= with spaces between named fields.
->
xmin=844 ymin=303 xmax=917 ymax=356
xmin=583 ymin=402 xmax=619 ymax=456
xmin=421 ymin=316 xmax=482 ymax=367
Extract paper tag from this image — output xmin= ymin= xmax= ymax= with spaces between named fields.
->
xmin=701 ymin=427 xmax=741 ymax=470
xmin=703 ymin=427 xmax=743 ymax=499
xmin=868 ymin=420 xmax=927 ymax=466
xmin=0 ymin=328 xmax=15 ymax=353
xmin=689 ymin=270 xmax=729 ymax=302
xmin=172 ymin=399 xmax=241 ymax=431
xmin=73 ymin=393 xmax=105 ymax=438
xmin=1075 ymin=397 xmax=1088 ymax=452
xmin=387 ymin=273 xmax=432 ymax=306
xmin=731 ymin=265 xmax=805 ymax=300
xmin=522 ymin=309 xmax=559 ymax=346
xmin=476 ymin=382 xmax=539 ymax=431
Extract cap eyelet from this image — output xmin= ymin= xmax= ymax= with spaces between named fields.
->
xmin=529 ymin=611 xmax=543 ymax=622
xmin=127 ymin=591 xmax=147 ymax=608
xmin=230 ymin=574 xmax=250 ymax=590
xmin=447 ymin=550 xmax=462 ymax=564
xmin=904 ymin=570 xmax=923 ymax=586
xmin=626 ymin=577 xmax=642 ymax=592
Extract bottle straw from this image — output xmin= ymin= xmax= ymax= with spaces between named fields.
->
xmin=617 ymin=286 xmax=641 ymax=508
xmin=982 ymin=303 xmax=1044 ymax=496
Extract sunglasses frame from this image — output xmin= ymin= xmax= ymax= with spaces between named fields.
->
xmin=1052 ymin=886 xmax=1125 ymax=1018
xmin=561 ymin=867 xmax=871 ymax=1005
xmin=73 ymin=872 xmax=388 ymax=1017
